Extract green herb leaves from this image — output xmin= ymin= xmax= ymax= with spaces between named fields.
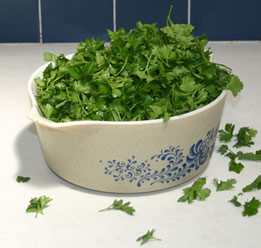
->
xmin=136 ymin=229 xmax=161 ymax=246
xmin=226 ymin=75 xmax=244 ymax=97
xmin=237 ymin=150 xmax=261 ymax=161
xmin=213 ymin=178 xmax=237 ymax=191
xmin=234 ymin=127 xmax=257 ymax=148
xmin=228 ymin=176 xmax=261 ymax=217
xmin=242 ymin=198 xmax=261 ymax=216
xmin=26 ymin=195 xmax=52 ymax=218
xmin=16 ymin=176 xmax=31 ymax=183
xmin=229 ymin=196 xmax=242 ymax=207
xmin=99 ymin=200 xmax=162 ymax=245
xmin=217 ymin=124 xmax=261 ymax=217
xmin=43 ymin=52 xmax=56 ymax=62
xmin=228 ymin=159 xmax=244 ymax=174
xmin=242 ymin=175 xmax=261 ymax=193
xmin=229 ymin=196 xmax=261 ymax=217
xmin=178 ymin=177 xmax=211 ymax=203
xmin=177 ymin=174 xmax=261 ymax=217
xmin=99 ymin=199 xmax=135 ymax=215
xmin=218 ymin=124 xmax=257 ymax=148
xmin=35 ymin=8 xmax=243 ymax=123
xmin=219 ymin=123 xmax=235 ymax=142
xmin=218 ymin=124 xmax=260 ymax=173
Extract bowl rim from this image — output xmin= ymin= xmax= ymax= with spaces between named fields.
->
xmin=28 ymin=58 xmax=227 ymax=128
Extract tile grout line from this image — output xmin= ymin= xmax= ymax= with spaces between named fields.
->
xmin=38 ymin=0 xmax=43 ymax=43
xmin=188 ymin=0 xmax=191 ymax=25
xmin=113 ymin=0 xmax=116 ymax=32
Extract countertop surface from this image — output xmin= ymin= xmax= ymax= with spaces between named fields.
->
xmin=0 ymin=42 xmax=261 ymax=248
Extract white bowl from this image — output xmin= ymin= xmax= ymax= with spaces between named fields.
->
xmin=28 ymin=60 xmax=227 ymax=193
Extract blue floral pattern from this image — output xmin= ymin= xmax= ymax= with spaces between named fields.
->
xmin=100 ymin=128 xmax=218 ymax=187
xmin=103 ymin=157 xmax=151 ymax=183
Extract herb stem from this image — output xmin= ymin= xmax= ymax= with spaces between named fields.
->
xmin=145 ymin=53 xmax=153 ymax=71
xmin=158 ymin=56 xmax=170 ymax=68
xmin=115 ymin=57 xmax=128 ymax=76
xmin=214 ymin=62 xmax=232 ymax=71
xmin=76 ymin=92 xmax=88 ymax=115
xmin=99 ymin=204 xmax=113 ymax=212
xmin=46 ymin=75 xmax=65 ymax=91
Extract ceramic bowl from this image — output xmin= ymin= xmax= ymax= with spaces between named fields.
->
xmin=28 ymin=59 xmax=227 ymax=193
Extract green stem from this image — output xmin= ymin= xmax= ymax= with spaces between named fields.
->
xmin=76 ymin=93 xmax=88 ymax=115
xmin=99 ymin=205 xmax=113 ymax=212
xmin=158 ymin=56 xmax=170 ymax=68
xmin=46 ymin=75 xmax=65 ymax=91
xmin=145 ymin=53 xmax=153 ymax=71
xmin=166 ymin=5 xmax=173 ymax=26
xmin=214 ymin=62 xmax=232 ymax=71
xmin=151 ymin=237 xmax=162 ymax=241
xmin=144 ymin=53 xmax=155 ymax=80
xmin=115 ymin=57 xmax=128 ymax=76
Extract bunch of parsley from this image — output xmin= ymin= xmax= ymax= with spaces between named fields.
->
xmin=35 ymin=7 xmax=243 ymax=122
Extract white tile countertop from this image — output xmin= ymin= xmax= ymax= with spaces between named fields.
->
xmin=0 ymin=42 xmax=261 ymax=248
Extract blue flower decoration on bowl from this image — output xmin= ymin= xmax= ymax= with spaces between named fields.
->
xmin=100 ymin=128 xmax=217 ymax=187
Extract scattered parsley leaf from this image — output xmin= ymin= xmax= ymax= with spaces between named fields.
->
xmin=99 ymin=199 xmax=135 ymax=215
xmin=218 ymin=145 xmax=229 ymax=155
xmin=237 ymin=150 xmax=261 ymax=161
xmin=218 ymin=123 xmax=260 ymax=173
xmin=16 ymin=176 xmax=31 ymax=183
xmin=229 ymin=196 xmax=242 ymax=207
xmin=242 ymin=197 xmax=261 ymax=217
xmin=242 ymin=175 xmax=261 ymax=192
xmin=217 ymin=144 xmax=229 ymax=155
xmin=234 ymin=127 xmax=257 ymax=148
xmin=229 ymin=159 xmax=244 ymax=173
xmin=136 ymin=229 xmax=161 ymax=246
xmin=226 ymin=75 xmax=243 ymax=97
xmin=213 ymin=178 xmax=237 ymax=191
xmin=43 ymin=52 xmax=56 ymax=62
xmin=178 ymin=177 xmax=211 ymax=203
xmin=26 ymin=195 xmax=52 ymax=217
xmin=229 ymin=195 xmax=261 ymax=217
xmin=218 ymin=123 xmax=235 ymax=142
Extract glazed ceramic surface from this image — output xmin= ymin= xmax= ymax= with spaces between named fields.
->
xmin=28 ymin=61 xmax=227 ymax=193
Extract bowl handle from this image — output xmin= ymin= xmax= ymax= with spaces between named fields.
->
xmin=28 ymin=106 xmax=39 ymax=122
xmin=28 ymin=106 xmax=58 ymax=128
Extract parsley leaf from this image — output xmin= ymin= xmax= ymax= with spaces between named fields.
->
xmin=217 ymin=144 xmax=229 ymax=155
xmin=234 ymin=127 xmax=257 ymax=148
xmin=229 ymin=196 xmax=242 ymax=207
xmin=229 ymin=195 xmax=261 ymax=217
xmin=218 ymin=123 xmax=235 ymax=142
xmin=136 ymin=229 xmax=161 ymax=246
xmin=213 ymin=178 xmax=237 ymax=191
xmin=226 ymin=75 xmax=243 ymax=97
xmin=16 ymin=176 xmax=31 ymax=183
xmin=99 ymin=199 xmax=135 ymax=215
xmin=228 ymin=159 xmax=244 ymax=173
xmin=26 ymin=195 xmax=52 ymax=217
xmin=237 ymin=150 xmax=261 ymax=161
xmin=43 ymin=52 xmax=56 ymax=62
xmin=178 ymin=177 xmax=211 ymax=203
xmin=243 ymin=197 xmax=261 ymax=217
xmin=242 ymin=175 xmax=261 ymax=192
